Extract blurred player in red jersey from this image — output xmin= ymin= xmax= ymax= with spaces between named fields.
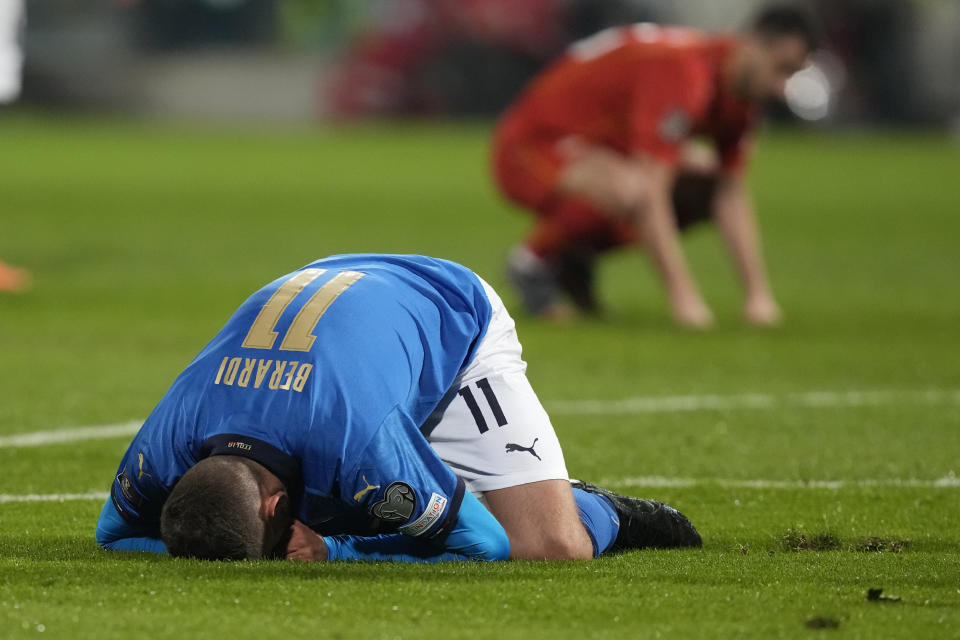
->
xmin=493 ymin=6 xmax=818 ymax=328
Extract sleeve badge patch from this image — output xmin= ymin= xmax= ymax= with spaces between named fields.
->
xmin=399 ymin=492 xmax=448 ymax=537
xmin=371 ymin=482 xmax=417 ymax=523
xmin=117 ymin=469 xmax=143 ymax=508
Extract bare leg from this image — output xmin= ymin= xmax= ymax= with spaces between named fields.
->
xmin=483 ymin=479 xmax=593 ymax=560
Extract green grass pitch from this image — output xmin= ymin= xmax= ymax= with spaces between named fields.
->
xmin=1 ymin=115 xmax=958 ymax=639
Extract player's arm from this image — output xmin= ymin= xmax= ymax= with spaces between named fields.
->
xmin=292 ymin=411 xmax=510 ymax=563
xmin=712 ymin=171 xmax=781 ymax=326
xmin=95 ymin=498 xmax=167 ymax=553
xmin=554 ymin=142 xmax=711 ymax=327
xmin=618 ymin=58 xmax=717 ymax=327
xmin=633 ymin=158 xmax=713 ymax=328
xmin=285 ymin=490 xmax=510 ymax=563
xmin=96 ymin=438 xmax=180 ymax=554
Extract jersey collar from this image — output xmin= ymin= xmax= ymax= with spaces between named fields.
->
xmin=200 ymin=433 xmax=303 ymax=495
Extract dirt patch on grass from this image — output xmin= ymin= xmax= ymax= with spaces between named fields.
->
xmin=855 ymin=537 xmax=909 ymax=553
xmin=781 ymin=529 xmax=842 ymax=552
xmin=805 ymin=617 xmax=840 ymax=630
xmin=779 ymin=530 xmax=910 ymax=553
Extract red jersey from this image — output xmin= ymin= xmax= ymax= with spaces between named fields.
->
xmin=500 ymin=24 xmax=757 ymax=171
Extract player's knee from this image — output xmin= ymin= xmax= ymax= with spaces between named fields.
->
xmin=608 ymin=168 xmax=648 ymax=213
xmin=615 ymin=180 xmax=647 ymax=212
xmin=541 ymin=534 xmax=594 ymax=560
xmin=515 ymin=530 xmax=593 ymax=561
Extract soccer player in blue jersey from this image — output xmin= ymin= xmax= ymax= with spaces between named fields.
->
xmin=96 ymin=254 xmax=700 ymax=562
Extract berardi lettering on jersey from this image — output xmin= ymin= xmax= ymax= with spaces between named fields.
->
xmin=212 ymin=357 xmax=313 ymax=392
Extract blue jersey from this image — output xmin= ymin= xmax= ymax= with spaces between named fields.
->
xmin=110 ymin=254 xmax=492 ymax=542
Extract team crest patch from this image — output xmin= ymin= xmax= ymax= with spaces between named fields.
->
xmin=659 ymin=107 xmax=691 ymax=143
xmin=371 ymin=482 xmax=416 ymax=523
xmin=399 ymin=493 xmax=448 ymax=537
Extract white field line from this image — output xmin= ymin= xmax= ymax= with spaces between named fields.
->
xmin=0 ymin=388 xmax=957 ymax=449
xmin=0 ymin=492 xmax=109 ymax=504
xmin=0 ymin=421 xmax=142 ymax=448
xmin=550 ymin=388 xmax=960 ymax=416
xmin=598 ymin=474 xmax=960 ymax=490
xmin=3 ymin=474 xmax=959 ymax=505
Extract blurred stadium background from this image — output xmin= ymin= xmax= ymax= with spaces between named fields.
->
xmin=10 ymin=0 xmax=960 ymax=126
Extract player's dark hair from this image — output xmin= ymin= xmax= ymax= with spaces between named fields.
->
xmin=752 ymin=5 xmax=820 ymax=52
xmin=160 ymin=457 xmax=264 ymax=560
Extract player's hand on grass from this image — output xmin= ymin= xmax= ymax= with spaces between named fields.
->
xmin=285 ymin=519 xmax=328 ymax=562
xmin=671 ymin=293 xmax=714 ymax=329
xmin=743 ymin=293 xmax=781 ymax=327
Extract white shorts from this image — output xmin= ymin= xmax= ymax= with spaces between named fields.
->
xmin=424 ymin=278 xmax=569 ymax=496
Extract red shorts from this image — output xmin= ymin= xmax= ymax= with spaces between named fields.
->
xmin=492 ymin=115 xmax=638 ymax=252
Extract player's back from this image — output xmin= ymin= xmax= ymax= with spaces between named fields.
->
xmin=504 ymin=24 xmax=721 ymax=151
xmin=144 ymin=254 xmax=493 ymax=463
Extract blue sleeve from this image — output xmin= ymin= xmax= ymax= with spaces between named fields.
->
xmin=95 ymin=498 xmax=167 ymax=554
xmin=343 ymin=409 xmax=464 ymax=540
xmin=109 ymin=412 xmax=193 ymax=527
xmin=323 ymin=490 xmax=509 ymax=562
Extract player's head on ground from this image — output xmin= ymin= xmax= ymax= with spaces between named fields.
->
xmin=731 ymin=4 xmax=819 ymax=102
xmin=160 ymin=456 xmax=293 ymax=560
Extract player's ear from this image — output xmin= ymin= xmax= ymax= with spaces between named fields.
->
xmin=263 ymin=491 xmax=290 ymax=521
xmin=261 ymin=491 xmax=293 ymax=559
